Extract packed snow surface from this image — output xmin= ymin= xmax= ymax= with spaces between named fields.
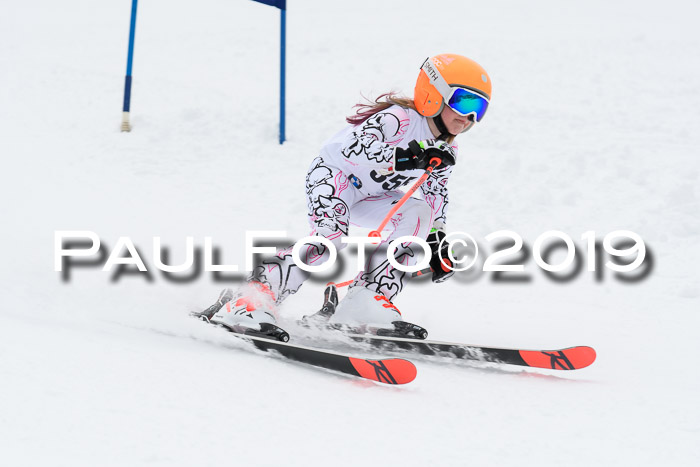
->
xmin=2 ymin=0 xmax=699 ymax=465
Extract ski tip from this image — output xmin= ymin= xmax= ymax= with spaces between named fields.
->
xmin=519 ymin=346 xmax=597 ymax=370
xmin=348 ymin=357 xmax=417 ymax=385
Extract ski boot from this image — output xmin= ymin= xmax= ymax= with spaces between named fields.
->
xmin=328 ymin=286 xmax=428 ymax=339
xmin=191 ymin=288 xmax=234 ymax=321
xmin=199 ymin=282 xmax=290 ymax=342
xmin=300 ymin=283 xmax=339 ymax=328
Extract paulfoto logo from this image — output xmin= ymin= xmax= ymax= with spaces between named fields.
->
xmin=54 ymin=229 xmax=652 ymax=284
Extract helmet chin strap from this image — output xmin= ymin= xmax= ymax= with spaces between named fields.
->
xmin=433 ymin=113 xmax=456 ymax=141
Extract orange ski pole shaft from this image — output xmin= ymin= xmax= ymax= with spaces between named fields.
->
xmin=329 ymin=279 xmax=354 ymax=288
xmin=333 ymin=158 xmax=442 ymax=289
xmin=368 ymin=157 xmax=442 ymax=239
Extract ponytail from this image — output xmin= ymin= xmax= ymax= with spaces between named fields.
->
xmin=346 ymin=92 xmax=417 ymax=126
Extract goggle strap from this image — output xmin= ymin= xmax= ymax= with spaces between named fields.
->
xmin=420 ymin=57 xmax=454 ymax=102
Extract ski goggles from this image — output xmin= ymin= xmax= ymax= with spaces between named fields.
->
xmin=421 ymin=57 xmax=490 ymax=122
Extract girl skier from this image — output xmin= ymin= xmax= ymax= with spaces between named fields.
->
xmin=197 ymin=54 xmax=492 ymax=339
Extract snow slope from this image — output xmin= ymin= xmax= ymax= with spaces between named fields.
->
xmin=1 ymin=0 xmax=699 ymax=465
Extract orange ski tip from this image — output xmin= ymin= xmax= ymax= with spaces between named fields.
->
xmin=348 ymin=358 xmax=417 ymax=385
xmin=519 ymin=346 xmax=596 ymax=370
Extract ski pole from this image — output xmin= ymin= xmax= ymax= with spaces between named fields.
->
xmin=368 ymin=157 xmax=442 ymax=239
xmin=331 ymin=158 xmax=443 ymax=289
xmin=412 ymin=251 xmax=454 ymax=278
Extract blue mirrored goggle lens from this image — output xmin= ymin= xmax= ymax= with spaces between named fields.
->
xmin=447 ymin=88 xmax=489 ymax=122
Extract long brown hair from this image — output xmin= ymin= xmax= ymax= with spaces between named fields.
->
xmin=346 ymin=92 xmax=454 ymax=143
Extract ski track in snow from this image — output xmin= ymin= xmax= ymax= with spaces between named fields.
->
xmin=2 ymin=0 xmax=699 ymax=465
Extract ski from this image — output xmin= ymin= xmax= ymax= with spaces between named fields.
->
xmin=301 ymin=284 xmax=596 ymax=371
xmin=343 ymin=334 xmax=596 ymax=370
xmin=194 ymin=317 xmax=417 ymax=385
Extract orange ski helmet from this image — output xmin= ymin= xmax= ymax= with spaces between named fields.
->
xmin=414 ymin=54 xmax=492 ymax=119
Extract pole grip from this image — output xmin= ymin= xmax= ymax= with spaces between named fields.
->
xmin=440 ymin=258 xmax=452 ymax=272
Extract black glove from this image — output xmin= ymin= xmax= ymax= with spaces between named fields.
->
xmin=394 ymin=139 xmax=456 ymax=171
xmin=427 ymin=230 xmax=455 ymax=283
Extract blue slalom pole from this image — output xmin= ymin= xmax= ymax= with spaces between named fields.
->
xmin=250 ymin=0 xmax=287 ymax=143
xmin=122 ymin=0 xmax=138 ymax=132
xmin=279 ymin=7 xmax=286 ymax=144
